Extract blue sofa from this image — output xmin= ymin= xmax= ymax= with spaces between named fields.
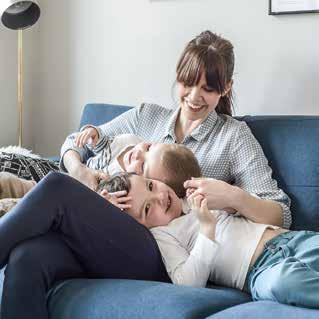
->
xmin=1 ymin=103 xmax=319 ymax=318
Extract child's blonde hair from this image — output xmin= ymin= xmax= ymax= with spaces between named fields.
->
xmin=159 ymin=144 xmax=201 ymax=198
xmin=100 ymin=145 xmax=201 ymax=198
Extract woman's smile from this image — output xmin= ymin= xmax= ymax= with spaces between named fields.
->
xmin=184 ymin=99 xmax=208 ymax=113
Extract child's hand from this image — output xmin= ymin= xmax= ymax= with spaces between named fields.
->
xmin=74 ymin=127 xmax=99 ymax=148
xmin=186 ymin=187 xmax=196 ymax=198
xmin=184 ymin=177 xmax=237 ymax=213
xmin=99 ymin=189 xmax=132 ymax=211
xmin=188 ymin=193 xmax=216 ymax=241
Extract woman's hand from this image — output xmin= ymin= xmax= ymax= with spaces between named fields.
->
xmin=188 ymin=193 xmax=216 ymax=241
xmin=184 ymin=178 xmax=237 ymax=213
xmin=74 ymin=127 xmax=99 ymax=148
xmin=99 ymin=190 xmax=132 ymax=210
xmin=185 ymin=177 xmax=283 ymax=226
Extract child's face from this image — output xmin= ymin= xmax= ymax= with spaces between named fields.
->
xmin=125 ymin=174 xmax=182 ymax=228
xmin=122 ymin=143 xmax=169 ymax=181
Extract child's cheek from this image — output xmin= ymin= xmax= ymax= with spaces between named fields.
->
xmin=126 ymin=162 xmax=141 ymax=175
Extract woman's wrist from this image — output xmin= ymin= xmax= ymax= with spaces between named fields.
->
xmin=228 ymin=186 xmax=283 ymax=225
xmin=227 ymin=185 xmax=246 ymax=211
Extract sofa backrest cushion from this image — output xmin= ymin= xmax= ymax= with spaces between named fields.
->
xmin=81 ymin=104 xmax=319 ymax=231
xmin=239 ymin=116 xmax=319 ymax=231
xmin=79 ymin=103 xmax=133 ymax=129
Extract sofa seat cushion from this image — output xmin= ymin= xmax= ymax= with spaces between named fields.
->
xmin=207 ymin=300 xmax=319 ymax=319
xmin=48 ymin=279 xmax=251 ymax=319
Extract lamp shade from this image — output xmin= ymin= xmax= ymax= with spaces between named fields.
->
xmin=0 ymin=0 xmax=40 ymax=30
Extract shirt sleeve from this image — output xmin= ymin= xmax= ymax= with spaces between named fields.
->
xmin=153 ymin=230 xmax=218 ymax=288
xmin=59 ymin=132 xmax=93 ymax=172
xmin=229 ymin=121 xmax=292 ymax=229
xmin=79 ymin=125 xmax=110 ymax=155
xmin=59 ymin=105 xmax=141 ymax=172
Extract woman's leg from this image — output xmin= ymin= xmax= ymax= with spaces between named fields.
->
xmin=249 ymin=231 xmax=319 ymax=308
xmin=1 ymin=232 xmax=85 ymax=319
xmin=0 ymin=172 xmax=169 ymax=281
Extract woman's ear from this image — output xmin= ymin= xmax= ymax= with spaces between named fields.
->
xmin=222 ymin=80 xmax=233 ymax=96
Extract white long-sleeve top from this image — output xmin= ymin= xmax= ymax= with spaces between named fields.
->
xmin=151 ymin=201 xmax=278 ymax=289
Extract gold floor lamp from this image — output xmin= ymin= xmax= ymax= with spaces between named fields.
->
xmin=0 ymin=0 xmax=40 ymax=146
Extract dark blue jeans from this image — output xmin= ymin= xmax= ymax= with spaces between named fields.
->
xmin=0 ymin=172 xmax=170 ymax=319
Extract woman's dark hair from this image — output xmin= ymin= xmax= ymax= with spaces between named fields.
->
xmin=176 ymin=30 xmax=234 ymax=116
xmin=97 ymin=172 xmax=133 ymax=194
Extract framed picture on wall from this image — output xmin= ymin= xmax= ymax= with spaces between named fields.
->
xmin=269 ymin=0 xmax=319 ymax=15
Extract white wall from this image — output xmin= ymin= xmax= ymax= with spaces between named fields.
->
xmin=1 ymin=0 xmax=319 ymax=156
xmin=0 ymin=26 xmax=17 ymax=147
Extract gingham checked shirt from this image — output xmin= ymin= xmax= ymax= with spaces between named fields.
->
xmin=61 ymin=103 xmax=292 ymax=228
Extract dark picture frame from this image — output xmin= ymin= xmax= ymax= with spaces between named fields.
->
xmin=269 ymin=0 xmax=319 ymax=15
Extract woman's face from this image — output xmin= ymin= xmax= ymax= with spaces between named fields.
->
xmin=125 ymin=175 xmax=182 ymax=228
xmin=177 ymin=72 xmax=222 ymax=122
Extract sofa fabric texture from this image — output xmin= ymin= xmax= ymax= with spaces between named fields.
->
xmin=0 ymin=103 xmax=318 ymax=319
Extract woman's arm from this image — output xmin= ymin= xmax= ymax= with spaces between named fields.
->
xmin=229 ymin=121 xmax=291 ymax=228
xmin=228 ymin=184 xmax=283 ymax=226
xmin=184 ymin=178 xmax=283 ymax=227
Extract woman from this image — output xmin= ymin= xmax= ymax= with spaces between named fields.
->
xmin=62 ymin=30 xmax=291 ymax=229
xmin=0 ymin=30 xmax=290 ymax=318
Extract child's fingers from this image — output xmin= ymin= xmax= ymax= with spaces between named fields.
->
xmin=118 ymin=204 xmax=132 ymax=210
xmin=99 ymin=193 xmax=110 ymax=201
xmin=74 ymin=133 xmax=82 ymax=147
xmin=194 ymin=194 xmax=204 ymax=208
xmin=200 ymin=198 xmax=208 ymax=210
xmin=76 ymin=132 xmax=85 ymax=147
xmin=187 ymin=191 xmax=199 ymax=201
xmin=186 ymin=187 xmax=196 ymax=198
xmin=76 ymin=133 xmax=86 ymax=148
xmin=108 ymin=190 xmax=128 ymax=198
xmin=80 ymin=132 xmax=90 ymax=147
xmin=100 ymin=189 xmax=108 ymax=196
xmin=187 ymin=192 xmax=195 ymax=207
xmin=115 ymin=196 xmax=132 ymax=204
xmin=188 ymin=193 xmax=204 ymax=210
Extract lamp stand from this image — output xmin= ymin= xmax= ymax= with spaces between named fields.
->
xmin=18 ymin=29 xmax=23 ymax=147
xmin=1 ymin=1 xmax=40 ymax=147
